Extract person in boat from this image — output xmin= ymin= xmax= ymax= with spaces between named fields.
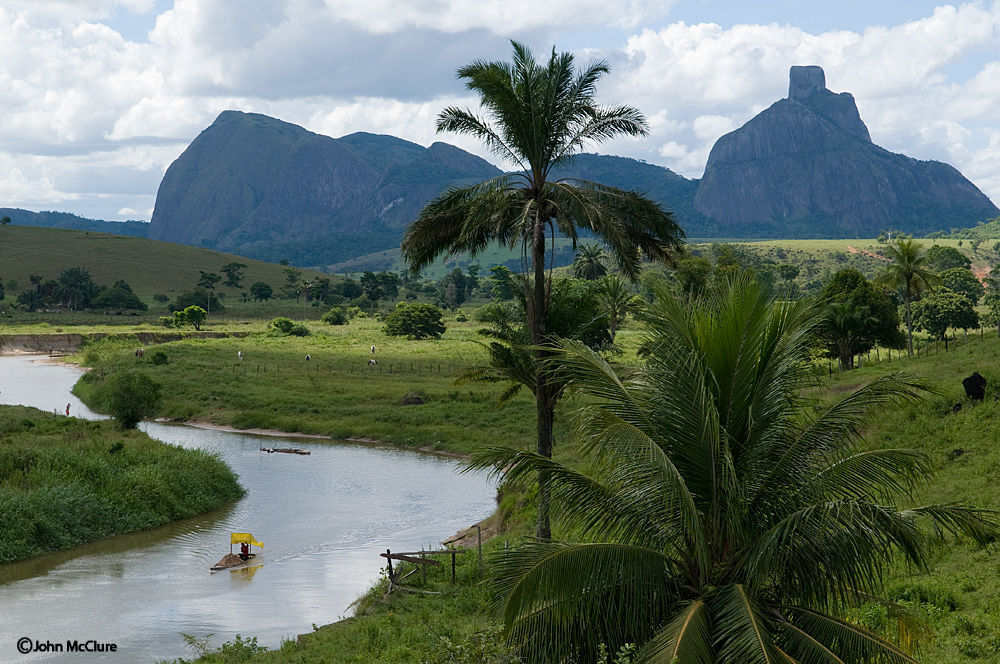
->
xmin=239 ymin=542 xmax=250 ymax=561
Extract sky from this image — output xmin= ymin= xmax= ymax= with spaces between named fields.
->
xmin=1 ymin=0 xmax=999 ymax=222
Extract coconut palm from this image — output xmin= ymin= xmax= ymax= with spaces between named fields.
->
xmin=572 ymin=243 xmax=608 ymax=280
xmin=877 ymin=238 xmax=940 ymax=356
xmin=594 ymin=273 xmax=636 ymax=342
xmin=402 ymin=42 xmax=683 ymax=538
xmin=471 ymin=277 xmax=995 ymax=664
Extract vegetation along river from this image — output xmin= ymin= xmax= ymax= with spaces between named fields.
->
xmin=0 ymin=354 xmax=497 ymax=663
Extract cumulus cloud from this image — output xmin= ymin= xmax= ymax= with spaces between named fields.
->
xmin=1 ymin=0 xmax=1000 ymax=219
xmin=322 ymin=0 xmax=677 ymax=34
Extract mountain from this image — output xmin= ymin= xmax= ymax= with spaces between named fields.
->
xmin=147 ymin=111 xmax=710 ymax=268
xmin=147 ymin=111 xmax=503 ymax=266
xmin=0 ymin=208 xmax=148 ymax=237
xmin=693 ymin=66 xmax=998 ymax=237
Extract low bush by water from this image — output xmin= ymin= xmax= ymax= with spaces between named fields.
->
xmin=0 ymin=405 xmax=244 ymax=563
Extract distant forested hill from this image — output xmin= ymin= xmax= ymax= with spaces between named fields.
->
xmin=0 ymin=208 xmax=148 ymax=237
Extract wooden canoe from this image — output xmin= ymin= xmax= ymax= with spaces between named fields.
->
xmin=210 ymin=553 xmax=256 ymax=571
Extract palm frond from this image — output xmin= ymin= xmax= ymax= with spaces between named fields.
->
xmin=904 ymin=503 xmax=999 ymax=546
xmin=492 ymin=541 xmax=679 ymax=664
xmin=400 ymin=175 xmax=527 ymax=272
xmin=637 ymin=600 xmax=713 ymax=664
xmin=780 ymin=605 xmax=919 ymax=664
xmin=712 ymin=584 xmax=788 ymax=664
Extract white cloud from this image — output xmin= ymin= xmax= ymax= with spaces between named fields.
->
xmin=1 ymin=0 xmax=1000 ymax=219
xmin=321 ymin=0 xmax=677 ymax=34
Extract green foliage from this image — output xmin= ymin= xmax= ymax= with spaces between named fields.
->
xmin=92 ymin=279 xmax=148 ymax=312
xmin=158 ymin=316 xmax=175 ymax=328
xmin=878 ymin=237 xmax=942 ymax=355
xmin=927 ymin=244 xmax=972 ymax=272
xmin=249 ymin=281 xmax=272 ymax=301
xmin=572 ymin=243 xmax=608 ymax=281
xmin=471 ymin=277 xmax=996 ymax=664
xmin=220 ymin=262 xmax=249 ymax=290
xmin=100 ymin=370 xmax=162 ymax=429
xmin=149 ymin=349 xmax=169 ymax=365
xmin=267 ymin=317 xmax=311 ymax=337
xmin=384 ymin=303 xmax=446 ymax=340
xmin=173 ymin=289 xmax=223 ymax=314
xmin=817 ymin=268 xmax=905 ymax=369
xmin=939 ymin=267 xmax=984 ymax=305
xmin=912 ymin=288 xmax=980 ymax=341
xmin=175 ymin=305 xmax=207 ymax=331
xmin=320 ymin=306 xmax=348 ymax=325
xmin=672 ymin=255 xmax=712 ymax=297
xmin=0 ymin=405 xmax=243 ymax=563
xmin=488 ymin=265 xmax=518 ymax=301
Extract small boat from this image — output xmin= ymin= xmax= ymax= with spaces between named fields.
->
xmin=211 ymin=532 xmax=263 ymax=571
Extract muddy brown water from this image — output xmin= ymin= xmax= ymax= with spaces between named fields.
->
xmin=0 ymin=355 xmax=496 ymax=663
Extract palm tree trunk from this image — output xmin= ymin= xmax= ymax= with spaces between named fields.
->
xmin=530 ymin=213 xmax=553 ymax=541
xmin=904 ymin=291 xmax=913 ymax=356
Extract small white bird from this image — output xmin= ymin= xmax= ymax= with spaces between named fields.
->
xmin=371 ymin=345 xmax=376 ymax=354
xmin=238 ymin=350 xmax=244 ymax=360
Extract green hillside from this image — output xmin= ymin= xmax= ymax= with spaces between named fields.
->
xmin=0 ymin=225 xmax=329 ymax=299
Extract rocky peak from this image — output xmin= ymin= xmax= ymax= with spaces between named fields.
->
xmin=788 ymin=65 xmax=826 ymax=99
xmin=692 ymin=67 xmax=998 ymax=236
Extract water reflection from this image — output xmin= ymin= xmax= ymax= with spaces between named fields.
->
xmin=0 ymin=355 xmax=495 ymax=663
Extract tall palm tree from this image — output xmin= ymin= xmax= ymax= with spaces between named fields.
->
xmin=402 ymin=42 xmax=683 ymax=538
xmin=878 ymin=238 xmax=940 ymax=356
xmin=472 ymin=277 xmax=995 ymax=664
xmin=572 ymin=243 xmax=608 ymax=280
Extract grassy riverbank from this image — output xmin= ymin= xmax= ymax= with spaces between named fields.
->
xmin=0 ymin=405 xmax=244 ymax=563
xmin=69 ymin=319 xmax=636 ymax=456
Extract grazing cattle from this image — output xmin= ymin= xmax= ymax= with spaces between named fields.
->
xmin=238 ymin=351 xmax=244 ymax=361
xmin=371 ymin=345 xmax=376 ymax=354
xmin=135 ymin=348 xmax=144 ymax=357
xmin=368 ymin=359 xmax=379 ymax=366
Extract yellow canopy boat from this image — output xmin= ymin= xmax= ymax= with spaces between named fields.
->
xmin=210 ymin=533 xmax=263 ymax=570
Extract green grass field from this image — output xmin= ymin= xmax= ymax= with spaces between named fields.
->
xmin=71 ymin=318 xmax=617 ymax=456
xmin=0 ymin=225 xmax=330 ymax=300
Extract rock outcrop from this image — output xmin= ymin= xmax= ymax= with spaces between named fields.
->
xmin=147 ymin=111 xmax=504 ymax=266
xmin=693 ymin=66 xmax=998 ymax=236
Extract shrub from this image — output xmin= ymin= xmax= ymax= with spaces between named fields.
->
xmin=321 ymin=306 xmax=347 ymax=325
xmin=455 ymin=310 xmax=468 ymax=322
xmin=269 ymin=317 xmax=295 ymax=335
xmin=101 ymin=370 xmax=162 ymax=429
xmin=268 ymin=317 xmax=310 ymax=337
xmin=157 ymin=316 xmax=174 ymax=328
xmin=384 ymin=303 xmax=446 ymax=339
xmin=149 ymin=350 xmax=168 ymax=365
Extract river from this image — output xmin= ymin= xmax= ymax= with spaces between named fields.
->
xmin=0 ymin=355 xmax=497 ymax=663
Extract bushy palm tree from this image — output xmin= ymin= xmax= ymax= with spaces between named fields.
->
xmin=594 ymin=273 xmax=636 ymax=342
xmin=402 ymin=42 xmax=683 ymax=538
xmin=472 ymin=277 xmax=995 ymax=664
xmin=572 ymin=243 xmax=608 ymax=280
xmin=878 ymin=238 xmax=940 ymax=356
